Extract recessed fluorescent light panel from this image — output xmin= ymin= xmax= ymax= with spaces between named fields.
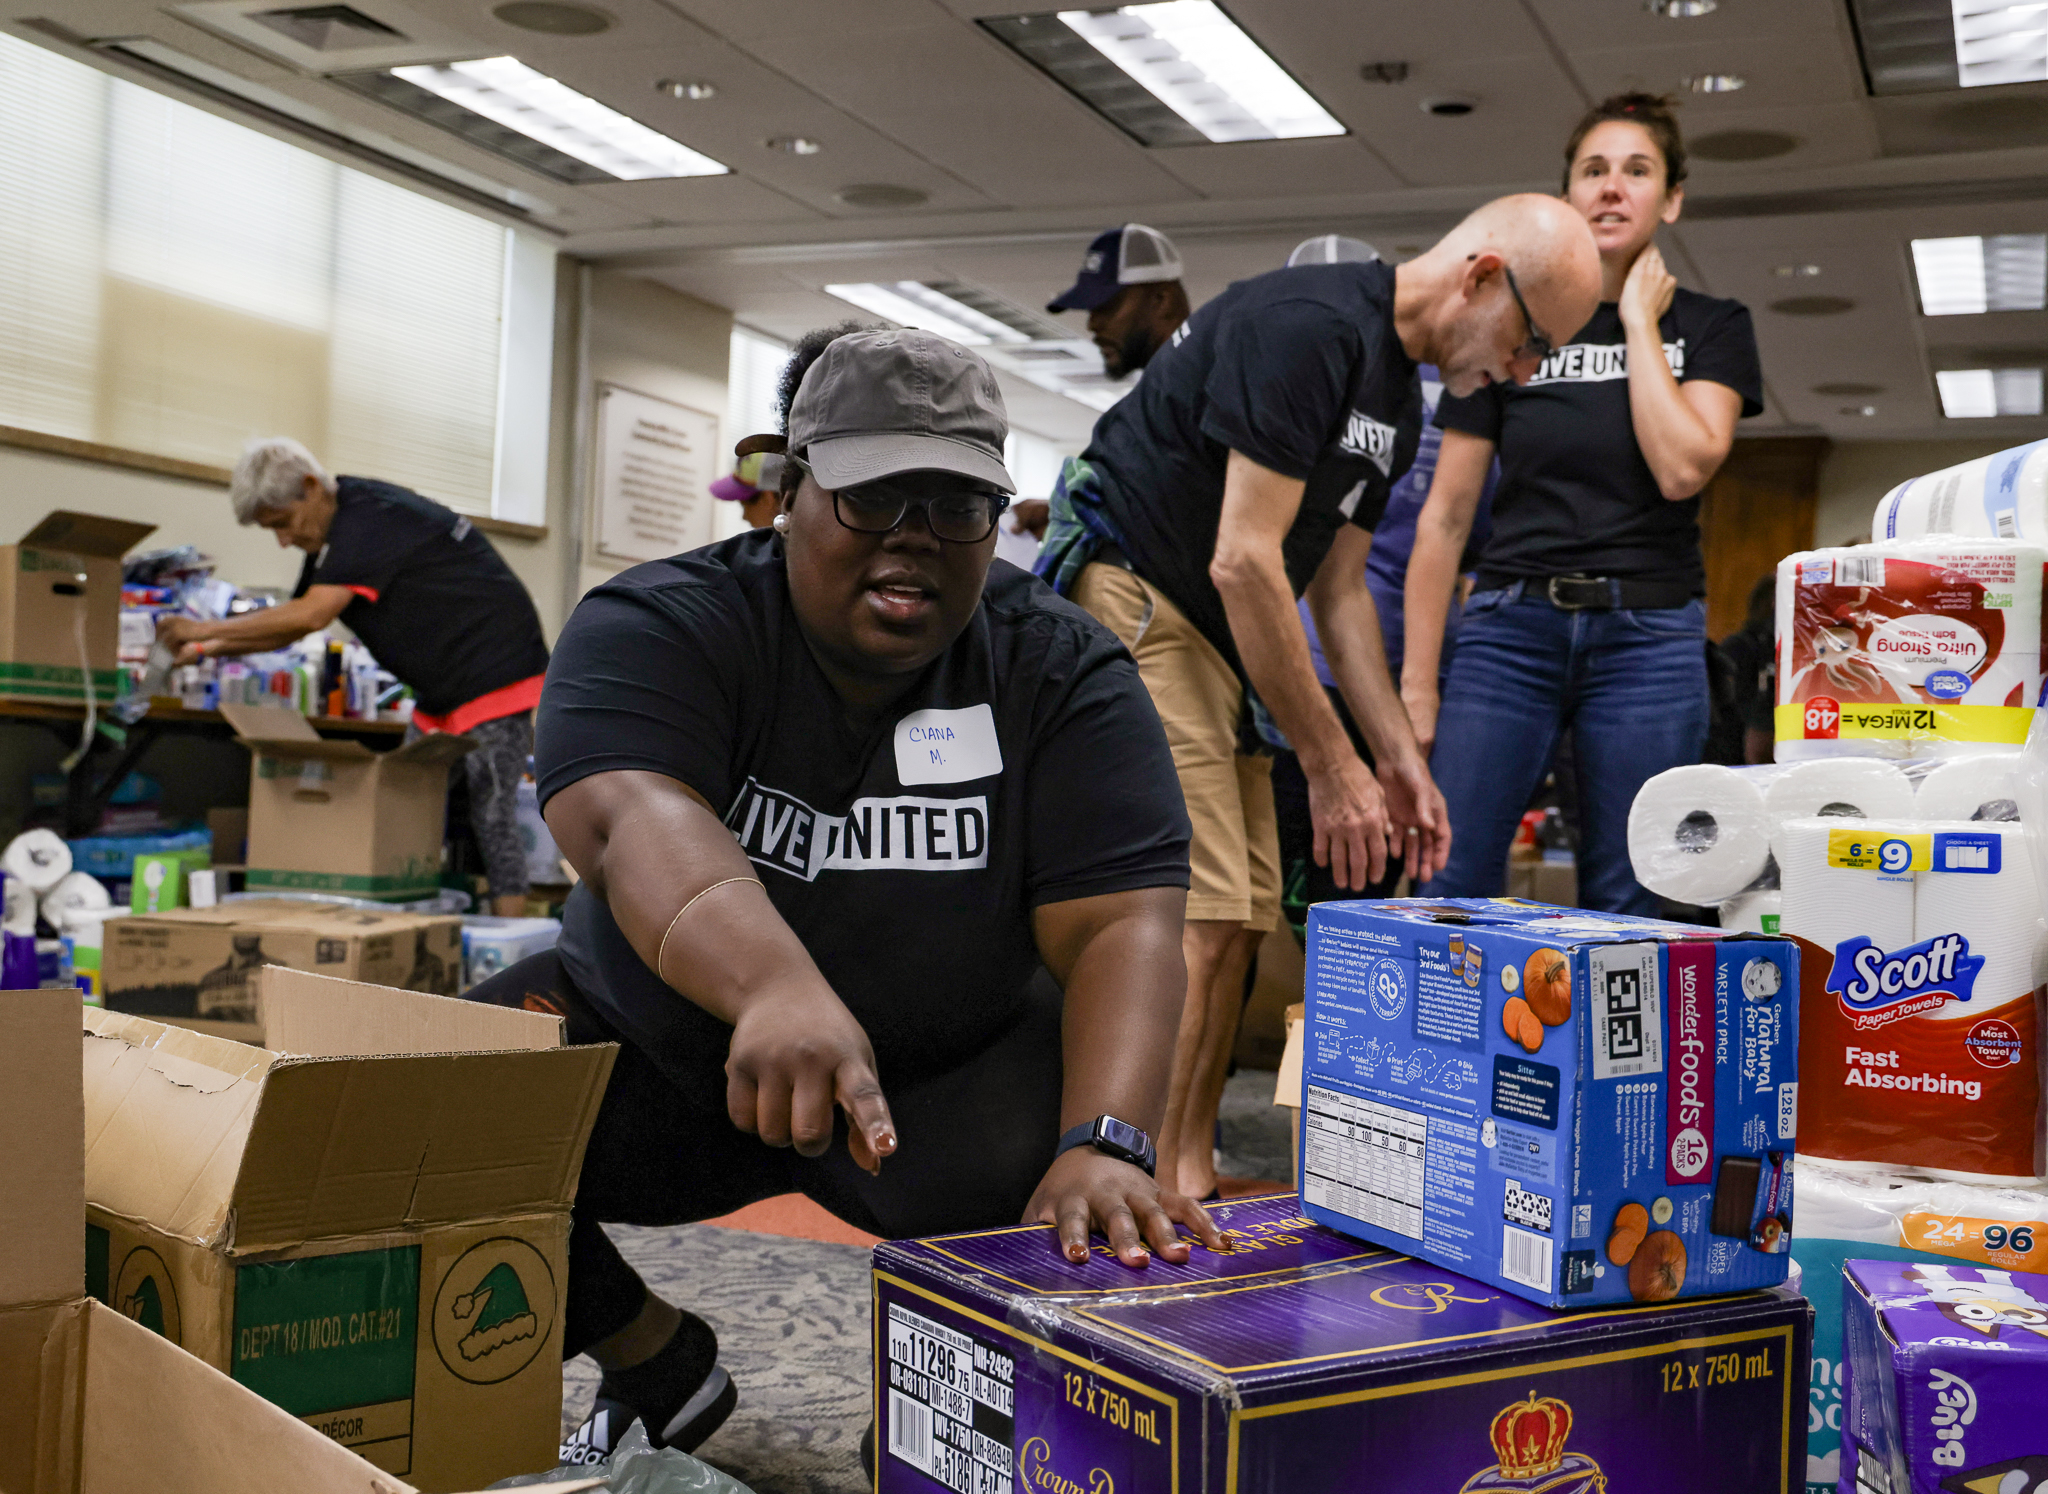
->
xmin=344 ymin=57 xmax=727 ymax=183
xmin=1849 ymin=0 xmax=2048 ymax=93
xmin=1912 ymin=234 xmax=2048 ymax=315
xmin=980 ymin=2 xmax=1342 ymax=146
xmin=1937 ymin=367 xmax=2045 ymax=417
xmin=825 ymin=283 xmax=1034 ymax=346
xmin=1953 ymin=0 xmax=2048 ymax=85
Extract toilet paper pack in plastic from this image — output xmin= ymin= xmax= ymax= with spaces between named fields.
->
xmin=1302 ymin=896 xmax=1799 ymax=1310
xmin=1839 ymin=1256 xmax=2048 ymax=1494
xmin=1779 ymin=818 xmax=2045 ymax=1184
xmin=1775 ymin=541 xmax=2046 ymax=759
xmin=1791 ymin=1161 xmax=2048 ymax=1494
xmin=1872 ymin=439 xmax=2048 ymax=544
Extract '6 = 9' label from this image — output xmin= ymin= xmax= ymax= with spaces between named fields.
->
xmin=885 ymin=1302 xmax=1015 ymax=1494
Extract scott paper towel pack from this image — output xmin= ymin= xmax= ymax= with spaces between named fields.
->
xmin=1775 ymin=540 xmax=2046 ymax=760
xmin=1778 ymin=816 xmax=2045 ymax=1184
xmin=1872 ymin=439 xmax=2048 ymax=543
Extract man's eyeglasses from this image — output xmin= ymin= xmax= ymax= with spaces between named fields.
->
xmin=1502 ymin=265 xmax=1554 ymax=364
xmin=788 ymin=458 xmax=1011 ymax=543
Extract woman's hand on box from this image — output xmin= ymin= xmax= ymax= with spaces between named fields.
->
xmin=1026 ymin=1146 xmax=1225 ymax=1268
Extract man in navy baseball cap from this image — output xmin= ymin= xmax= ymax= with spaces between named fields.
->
xmin=1048 ymin=223 xmax=1190 ymax=380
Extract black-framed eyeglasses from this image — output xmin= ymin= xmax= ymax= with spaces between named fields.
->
xmin=788 ymin=458 xmax=1011 ymax=543
xmin=1502 ymin=265 xmax=1554 ymax=363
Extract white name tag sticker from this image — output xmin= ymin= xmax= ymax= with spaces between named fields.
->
xmin=894 ymin=704 xmax=1002 ymax=785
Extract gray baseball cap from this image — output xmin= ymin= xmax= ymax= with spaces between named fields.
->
xmin=787 ymin=329 xmax=1015 ymax=494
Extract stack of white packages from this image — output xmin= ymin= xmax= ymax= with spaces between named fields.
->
xmin=1775 ymin=539 xmax=2047 ymax=761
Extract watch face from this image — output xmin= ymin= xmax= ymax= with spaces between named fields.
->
xmin=1096 ymin=1116 xmax=1150 ymax=1161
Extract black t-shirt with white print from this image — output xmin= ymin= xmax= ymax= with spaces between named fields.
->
xmin=1081 ymin=261 xmax=1422 ymax=675
xmin=294 ymin=476 xmax=549 ymax=714
xmin=537 ymin=529 xmax=1192 ymax=1102
xmin=1433 ymin=289 xmax=1763 ymax=592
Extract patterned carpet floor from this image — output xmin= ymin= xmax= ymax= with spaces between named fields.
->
xmin=561 ymin=1069 xmax=1294 ymax=1494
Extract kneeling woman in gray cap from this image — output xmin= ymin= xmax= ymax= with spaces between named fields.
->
xmin=470 ymin=327 xmax=1221 ymax=1465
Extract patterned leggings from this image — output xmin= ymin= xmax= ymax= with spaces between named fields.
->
xmin=411 ymin=711 xmax=533 ymax=900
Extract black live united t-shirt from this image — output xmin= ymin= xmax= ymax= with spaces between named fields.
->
xmin=296 ymin=476 xmax=550 ymax=715
xmin=1082 ymin=261 xmax=1421 ymax=675
xmin=1434 ymin=290 xmax=1764 ymax=592
xmin=537 ymin=530 xmax=1191 ymax=1097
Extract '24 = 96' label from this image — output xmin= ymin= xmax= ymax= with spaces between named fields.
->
xmin=885 ymin=1302 xmax=1015 ymax=1493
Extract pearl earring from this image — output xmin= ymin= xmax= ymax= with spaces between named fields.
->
xmin=772 ymin=512 xmax=790 ymax=534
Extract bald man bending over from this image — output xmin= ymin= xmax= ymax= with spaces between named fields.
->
xmin=1038 ymin=194 xmax=1601 ymax=1199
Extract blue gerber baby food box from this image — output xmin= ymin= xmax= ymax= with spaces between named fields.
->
xmin=1302 ymin=897 xmax=1800 ymax=1310
xmin=873 ymin=1192 xmax=1811 ymax=1494
xmin=1840 ymin=1257 xmax=2048 ymax=1494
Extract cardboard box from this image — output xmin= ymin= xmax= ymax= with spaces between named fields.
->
xmin=1273 ymin=1001 xmax=1305 ymax=1190
xmin=872 ymin=1191 xmax=1811 ymax=1494
xmin=102 ymin=896 xmax=463 ymax=1042
xmin=0 ymin=511 xmax=154 ymax=706
xmin=1505 ymin=855 xmax=1579 ymax=907
xmin=1840 ymin=1256 xmax=2048 ymax=1494
xmin=0 ymin=987 xmax=404 ymax=1494
xmin=1302 ymin=896 xmax=1800 ymax=1309
xmin=220 ymin=703 xmax=473 ymax=902
xmin=80 ymin=967 xmax=617 ymax=1490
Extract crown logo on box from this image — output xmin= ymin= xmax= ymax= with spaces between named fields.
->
xmin=1491 ymin=1393 xmax=1572 ymax=1478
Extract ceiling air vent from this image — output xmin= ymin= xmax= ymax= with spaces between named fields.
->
xmin=249 ymin=4 xmax=403 ymax=49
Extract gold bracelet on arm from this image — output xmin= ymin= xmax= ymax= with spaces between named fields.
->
xmin=655 ymin=876 xmax=765 ymax=976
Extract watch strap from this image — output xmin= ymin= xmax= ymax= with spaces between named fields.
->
xmin=1054 ymin=1116 xmax=1157 ymax=1176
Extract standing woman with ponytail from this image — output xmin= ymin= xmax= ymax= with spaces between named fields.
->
xmin=1400 ymin=92 xmax=1764 ymax=913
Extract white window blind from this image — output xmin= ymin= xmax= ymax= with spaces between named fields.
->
xmin=0 ymin=30 xmax=510 ymax=514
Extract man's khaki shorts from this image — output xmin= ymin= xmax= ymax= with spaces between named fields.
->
xmin=1072 ymin=562 xmax=1279 ymax=931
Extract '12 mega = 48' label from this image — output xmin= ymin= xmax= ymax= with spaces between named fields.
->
xmin=885 ymin=1302 xmax=1015 ymax=1494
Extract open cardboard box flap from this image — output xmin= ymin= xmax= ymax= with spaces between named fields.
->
xmin=2 ymin=992 xmax=87 ymax=1313
xmin=5 ymin=992 xmax=409 ymax=1494
xmin=219 ymin=704 xmax=475 ymax=768
xmin=220 ymin=702 xmax=379 ymax=762
xmin=83 ymin=970 xmax=615 ymax=1253
xmin=18 ymin=511 xmax=157 ymax=558
xmin=263 ymin=967 xmax=565 ymax=1056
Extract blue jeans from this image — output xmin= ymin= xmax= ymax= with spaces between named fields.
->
xmin=1421 ymin=586 xmax=1709 ymax=914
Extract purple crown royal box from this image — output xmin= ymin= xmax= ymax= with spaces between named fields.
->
xmin=871 ymin=1192 xmax=1811 ymax=1494
xmin=1301 ymin=897 xmax=1801 ymax=1310
xmin=1840 ymin=1257 xmax=2048 ymax=1494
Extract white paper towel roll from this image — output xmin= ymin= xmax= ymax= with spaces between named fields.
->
xmin=39 ymin=871 xmax=109 ymax=934
xmin=1914 ymin=754 xmax=2023 ymax=822
xmin=1777 ymin=817 xmax=1917 ymax=953
xmin=2 ymin=830 xmax=71 ymax=893
xmin=1719 ymin=887 xmax=1782 ymax=934
xmin=1627 ymin=764 xmax=1773 ymax=903
xmin=1763 ymin=759 xmax=1917 ymax=838
xmin=1913 ymin=821 xmax=2040 ymax=1020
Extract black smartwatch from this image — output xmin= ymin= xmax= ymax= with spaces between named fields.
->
xmin=1055 ymin=1115 xmax=1157 ymax=1177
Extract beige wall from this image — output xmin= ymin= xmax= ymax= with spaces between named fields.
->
xmin=568 ymin=269 xmax=738 ymax=604
xmin=1814 ymin=438 xmax=2019 ymax=549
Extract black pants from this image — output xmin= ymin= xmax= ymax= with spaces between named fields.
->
xmin=466 ymin=950 xmax=1065 ymax=1359
xmin=1272 ymin=686 xmax=1404 ymax=934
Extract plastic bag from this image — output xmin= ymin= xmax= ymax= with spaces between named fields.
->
xmin=488 ymin=1425 xmax=757 ymax=1493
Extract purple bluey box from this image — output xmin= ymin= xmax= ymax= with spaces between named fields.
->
xmin=871 ymin=1192 xmax=1811 ymax=1494
xmin=1301 ymin=897 xmax=1800 ymax=1310
xmin=1839 ymin=1258 xmax=2048 ymax=1494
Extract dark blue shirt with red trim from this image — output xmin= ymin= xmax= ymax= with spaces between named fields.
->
xmin=293 ymin=476 xmax=549 ymax=716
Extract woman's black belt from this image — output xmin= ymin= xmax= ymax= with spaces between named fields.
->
xmin=1476 ymin=573 xmax=1699 ymax=611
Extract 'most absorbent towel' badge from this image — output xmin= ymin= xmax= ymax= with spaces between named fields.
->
xmin=431 ymin=1238 xmax=557 ymax=1384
